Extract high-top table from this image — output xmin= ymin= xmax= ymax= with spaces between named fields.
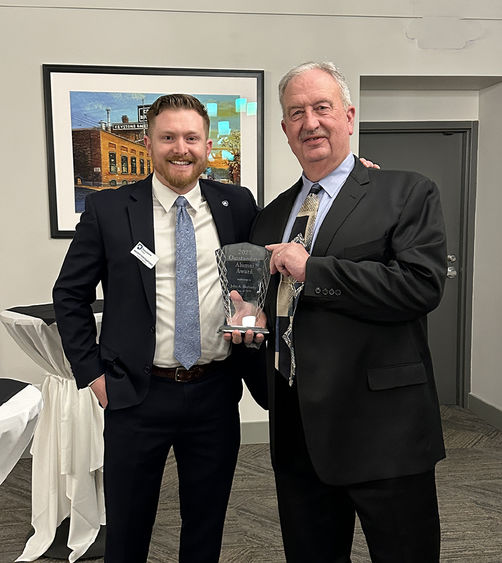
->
xmin=0 ymin=302 xmax=105 ymax=562
xmin=0 ymin=379 xmax=43 ymax=485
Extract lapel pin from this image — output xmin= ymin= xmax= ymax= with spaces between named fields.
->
xmin=221 ymin=200 xmax=229 ymax=207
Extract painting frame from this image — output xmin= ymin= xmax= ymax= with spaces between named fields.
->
xmin=43 ymin=64 xmax=264 ymax=238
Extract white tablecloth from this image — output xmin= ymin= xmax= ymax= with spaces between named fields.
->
xmin=0 ymin=383 xmax=43 ymax=485
xmin=0 ymin=308 xmax=105 ymax=563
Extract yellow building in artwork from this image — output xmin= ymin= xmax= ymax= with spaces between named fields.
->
xmin=72 ymin=127 xmax=236 ymax=189
xmin=72 ymin=128 xmax=151 ymax=188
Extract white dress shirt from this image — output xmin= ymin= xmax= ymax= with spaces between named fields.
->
xmin=152 ymin=173 xmax=230 ymax=367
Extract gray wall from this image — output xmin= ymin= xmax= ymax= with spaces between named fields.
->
xmin=1 ymin=1 xmax=502 ymax=426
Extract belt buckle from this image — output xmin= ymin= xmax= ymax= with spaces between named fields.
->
xmin=174 ymin=367 xmax=186 ymax=382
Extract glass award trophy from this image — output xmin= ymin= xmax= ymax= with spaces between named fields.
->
xmin=215 ymin=242 xmax=271 ymax=334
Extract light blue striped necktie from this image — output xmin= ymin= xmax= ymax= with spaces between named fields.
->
xmin=174 ymin=196 xmax=201 ymax=369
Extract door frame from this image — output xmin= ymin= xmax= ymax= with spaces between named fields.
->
xmin=359 ymin=121 xmax=478 ymax=406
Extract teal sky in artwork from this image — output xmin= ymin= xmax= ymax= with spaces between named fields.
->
xmin=70 ymin=91 xmax=243 ymax=138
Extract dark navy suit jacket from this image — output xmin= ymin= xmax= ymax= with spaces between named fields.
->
xmin=53 ymin=175 xmax=266 ymax=410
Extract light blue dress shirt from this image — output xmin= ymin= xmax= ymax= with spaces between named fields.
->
xmin=282 ymin=153 xmax=356 ymax=248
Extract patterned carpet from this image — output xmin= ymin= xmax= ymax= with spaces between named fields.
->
xmin=1 ymin=405 xmax=501 ymax=562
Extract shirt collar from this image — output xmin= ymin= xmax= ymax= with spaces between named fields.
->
xmin=152 ymin=172 xmax=203 ymax=213
xmin=301 ymin=152 xmax=355 ymax=197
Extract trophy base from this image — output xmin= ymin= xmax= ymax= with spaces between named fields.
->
xmin=218 ymin=324 xmax=269 ymax=335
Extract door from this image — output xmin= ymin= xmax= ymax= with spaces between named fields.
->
xmin=359 ymin=123 xmax=476 ymax=404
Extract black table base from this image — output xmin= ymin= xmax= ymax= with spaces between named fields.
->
xmin=0 ymin=379 xmax=28 ymax=405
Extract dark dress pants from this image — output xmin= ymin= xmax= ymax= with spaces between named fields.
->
xmin=103 ymin=366 xmax=241 ymax=563
xmin=273 ymin=375 xmax=441 ymax=563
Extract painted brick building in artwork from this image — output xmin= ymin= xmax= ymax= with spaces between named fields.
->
xmin=72 ymin=106 xmax=238 ymax=189
xmin=72 ymin=128 xmax=151 ymax=189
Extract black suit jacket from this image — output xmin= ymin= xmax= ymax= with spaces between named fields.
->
xmin=53 ymin=175 xmax=266 ymax=410
xmin=251 ymin=157 xmax=446 ymax=485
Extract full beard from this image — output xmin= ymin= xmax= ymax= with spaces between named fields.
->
xmin=161 ymin=157 xmax=208 ymax=190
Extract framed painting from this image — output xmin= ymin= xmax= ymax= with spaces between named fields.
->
xmin=43 ymin=64 xmax=264 ymax=238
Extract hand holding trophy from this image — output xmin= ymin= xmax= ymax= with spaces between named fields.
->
xmin=215 ymin=243 xmax=271 ymax=344
xmin=227 ymin=289 xmax=266 ymax=329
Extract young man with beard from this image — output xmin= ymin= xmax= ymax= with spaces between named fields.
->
xmin=53 ymin=94 xmax=266 ymax=563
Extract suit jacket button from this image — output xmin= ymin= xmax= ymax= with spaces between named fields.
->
xmin=335 ymin=289 xmax=342 ymax=296
xmin=144 ymin=366 xmax=151 ymax=375
xmin=329 ymin=289 xmax=335 ymax=296
xmin=315 ymin=287 xmax=321 ymax=294
xmin=322 ymin=288 xmax=328 ymax=296
xmin=150 ymin=326 xmax=155 ymax=333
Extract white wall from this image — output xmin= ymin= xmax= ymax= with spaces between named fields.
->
xmin=2 ymin=1 xmax=502 ymax=424
xmin=359 ymin=90 xmax=479 ymax=122
xmin=471 ymin=82 xmax=502 ymax=411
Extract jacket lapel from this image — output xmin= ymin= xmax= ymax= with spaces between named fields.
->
xmin=312 ymin=159 xmax=369 ymax=257
xmin=127 ymin=176 xmax=156 ymax=317
xmin=263 ymin=179 xmax=303 ymax=308
xmin=272 ymin=179 xmax=303 ymax=241
xmin=200 ymin=180 xmax=236 ymax=246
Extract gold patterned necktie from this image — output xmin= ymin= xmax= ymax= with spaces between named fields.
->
xmin=275 ymin=183 xmax=322 ymax=385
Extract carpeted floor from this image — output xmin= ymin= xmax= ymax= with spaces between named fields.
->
xmin=1 ymin=405 xmax=501 ymax=562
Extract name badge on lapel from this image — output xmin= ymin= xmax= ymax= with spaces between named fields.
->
xmin=130 ymin=242 xmax=159 ymax=269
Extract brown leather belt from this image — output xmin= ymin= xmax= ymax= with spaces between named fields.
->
xmin=152 ymin=364 xmax=210 ymax=382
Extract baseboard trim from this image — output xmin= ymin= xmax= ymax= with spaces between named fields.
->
xmin=468 ymin=393 xmax=502 ymax=431
xmin=241 ymin=421 xmax=269 ymax=444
